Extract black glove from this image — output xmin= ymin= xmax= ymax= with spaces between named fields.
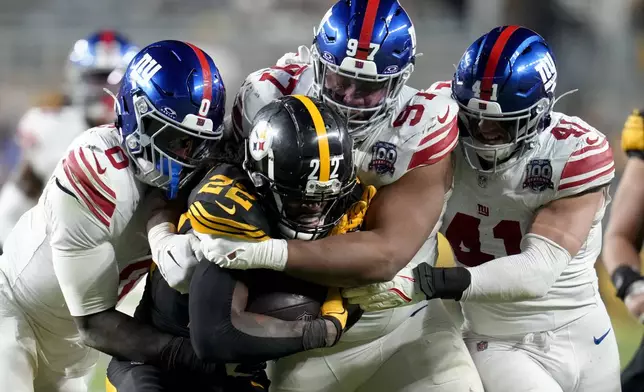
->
xmin=414 ymin=263 xmax=472 ymax=301
xmin=159 ymin=336 xmax=219 ymax=374
xmin=612 ymin=265 xmax=644 ymax=301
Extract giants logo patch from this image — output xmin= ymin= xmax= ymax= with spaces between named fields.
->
xmin=523 ymin=159 xmax=554 ymax=192
xmin=368 ymin=141 xmax=397 ymax=175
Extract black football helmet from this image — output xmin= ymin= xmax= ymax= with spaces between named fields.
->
xmin=245 ymin=95 xmax=356 ymax=240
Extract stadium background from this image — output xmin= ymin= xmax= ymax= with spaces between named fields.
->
xmin=0 ymin=0 xmax=641 ymax=390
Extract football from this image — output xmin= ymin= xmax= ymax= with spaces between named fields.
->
xmin=244 ymin=270 xmax=327 ymax=322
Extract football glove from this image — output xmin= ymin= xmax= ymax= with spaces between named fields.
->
xmin=276 ymin=45 xmax=312 ymax=67
xmin=621 ymin=109 xmax=644 ymax=154
xmin=331 ymin=185 xmax=377 ymax=236
xmin=197 ymin=233 xmax=288 ymax=271
xmin=148 ymin=222 xmax=203 ymax=294
xmin=320 ymin=287 xmax=349 ymax=346
xmin=342 ymin=266 xmax=426 ymax=312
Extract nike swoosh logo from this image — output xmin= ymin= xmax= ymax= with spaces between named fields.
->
xmin=594 ymin=328 xmax=611 ymax=345
xmin=437 ymin=107 xmax=450 ymax=124
xmin=92 ymin=151 xmax=106 ymax=174
xmin=216 ymin=201 xmax=236 ymax=215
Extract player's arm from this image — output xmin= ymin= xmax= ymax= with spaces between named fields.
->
xmin=347 ymin=131 xmax=616 ymax=310
xmin=189 ymin=259 xmax=344 ymax=363
xmin=286 ymin=158 xmax=452 ymax=287
xmin=438 ymin=136 xmax=614 ymax=303
xmin=604 ymin=110 xmax=644 ymax=303
xmin=49 ymin=146 xmax=216 ymax=374
xmin=199 ymin=159 xmax=452 ymax=287
xmin=457 ymin=187 xmax=605 ymax=302
xmin=182 ymin=183 xmax=348 ymax=362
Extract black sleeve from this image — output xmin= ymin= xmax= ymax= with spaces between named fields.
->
xmin=189 ymin=262 xmax=330 ymax=364
xmin=627 ymin=150 xmax=644 ymax=160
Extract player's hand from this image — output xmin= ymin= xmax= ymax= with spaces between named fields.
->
xmin=320 ymin=287 xmax=349 ymax=346
xmin=197 ymin=234 xmax=288 ymax=271
xmin=331 ymin=185 xmax=376 ymax=235
xmin=276 ymin=45 xmax=312 ymax=67
xmin=625 ymin=281 xmax=644 ymax=323
xmin=148 ymin=223 xmax=203 ymax=294
xmin=342 ymin=266 xmax=426 ymax=311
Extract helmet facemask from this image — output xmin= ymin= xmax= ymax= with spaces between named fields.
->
xmin=458 ymin=95 xmax=553 ymax=173
xmin=310 ymin=44 xmax=413 ymax=142
xmin=121 ymin=93 xmax=223 ymax=198
xmin=245 ymin=146 xmax=357 ymax=240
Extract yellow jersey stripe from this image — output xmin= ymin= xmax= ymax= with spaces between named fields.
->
xmin=191 ymin=202 xmax=262 ymax=232
xmin=186 ymin=210 xmax=269 ymax=240
xmin=293 ymin=95 xmax=330 ymax=182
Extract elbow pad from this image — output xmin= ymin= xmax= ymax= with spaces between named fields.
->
xmin=462 ymin=233 xmax=572 ymax=302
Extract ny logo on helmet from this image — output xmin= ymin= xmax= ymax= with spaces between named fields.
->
xmin=131 ymin=53 xmax=162 ymax=85
xmin=535 ymin=52 xmax=557 ymax=93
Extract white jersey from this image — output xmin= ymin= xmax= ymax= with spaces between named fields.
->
xmin=15 ymin=105 xmax=88 ymax=180
xmin=0 ymin=125 xmax=153 ymax=348
xmin=442 ymin=110 xmax=615 ymax=337
xmin=0 ymin=106 xmax=87 ymax=245
xmin=234 ymin=66 xmax=458 ymax=342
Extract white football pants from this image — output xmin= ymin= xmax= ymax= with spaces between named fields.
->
xmin=268 ymin=299 xmax=484 ymax=392
xmin=0 ymin=269 xmax=146 ymax=392
xmin=464 ymin=300 xmax=620 ymax=392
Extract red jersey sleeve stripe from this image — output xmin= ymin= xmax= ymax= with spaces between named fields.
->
xmin=407 ymin=117 xmax=458 ymax=169
xmin=560 ymin=140 xmax=614 ymax=180
xmin=557 ymin=164 xmax=615 ymax=191
xmin=78 ymin=148 xmax=116 ymax=199
xmin=62 ymin=158 xmax=110 ymax=227
xmin=117 ymin=258 xmax=153 ymax=300
xmin=64 ymin=150 xmax=116 ymax=226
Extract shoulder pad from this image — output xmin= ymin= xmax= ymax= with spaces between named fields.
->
xmin=621 ymin=109 xmax=644 ymax=157
xmin=55 ymin=136 xmax=130 ymax=229
xmin=426 ymin=80 xmax=453 ymax=97
xmin=232 ymin=65 xmax=314 ymax=139
xmin=395 ymin=88 xmax=459 ymax=170
xmin=180 ymin=163 xmax=272 ymax=241
xmin=547 ymin=115 xmax=615 ymax=198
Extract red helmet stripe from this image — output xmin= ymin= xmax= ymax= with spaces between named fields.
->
xmin=185 ymin=42 xmax=213 ymax=104
xmin=356 ymin=0 xmax=381 ymax=60
xmin=480 ymin=25 xmax=520 ymax=100
xmin=99 ymin=30 xmax=115 ymax=43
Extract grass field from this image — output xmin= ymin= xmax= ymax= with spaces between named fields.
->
xmin=86 ymin=235 xmax=644 ymax=391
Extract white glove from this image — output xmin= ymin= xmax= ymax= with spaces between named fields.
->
xmin=342 ymin=267 xmax=427 ymax=312
xmin=624 ymin=280 xmax=644 ymax=323
xmin=276 ymin=45 xmax=312 ymax=67
xmin=148 ymin=222 xmax=203 ymax=294
xmin=197 ymin=233 xmax=288 ymax=271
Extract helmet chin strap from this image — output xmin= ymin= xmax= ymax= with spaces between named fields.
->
xmin=158 ymin=159 xmax=182 ymax=200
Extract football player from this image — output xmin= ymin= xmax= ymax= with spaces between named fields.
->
xmin=107 ymin=95 xmax=360 ymax=391
xmin=0 ymin=40 xmax=226 ymax=391
xmin=156 ymin=0 xmax=483 ymax=391
xmin=344 ymin=26 xmax=621 ymax=392
xmin=604 ymin=109 xmax=644 ymax=391
xmin=0 ymin=30 xmax=139 ymax=249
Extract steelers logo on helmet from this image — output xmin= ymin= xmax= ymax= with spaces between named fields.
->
xmin=249 ymin=120 xmax=273 ymax=161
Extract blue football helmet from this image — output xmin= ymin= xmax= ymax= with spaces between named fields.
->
xmin=452 ymin=25 xmax=557 ymax=173
xmin=311 ymin=0 xmax=417 ymax=141
xmin=115 ymin=40 xmax=226 ymax=198
xmin=66 ymin=30 xmax=139 ymax=126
